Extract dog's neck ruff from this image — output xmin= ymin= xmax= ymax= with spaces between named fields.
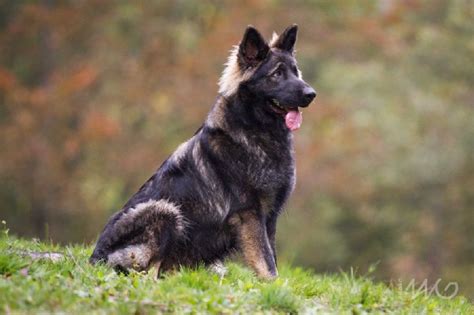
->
xmin=218 ymin=46 xmax=260 ymax=98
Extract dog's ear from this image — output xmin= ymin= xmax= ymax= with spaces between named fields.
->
xmin=273 ymin=24 xmax=298 ymax=53
xmin=238 ymin=26 xmax=269 ymax=68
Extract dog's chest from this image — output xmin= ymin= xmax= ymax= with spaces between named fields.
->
xmin=242 ymin=133 xmax=295 ymax=190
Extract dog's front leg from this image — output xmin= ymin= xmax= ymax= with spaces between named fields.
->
xmin=266 ymin=214 xmax=278 ymax=268
xmin=233 ymin=210 xmax=278 ymax=280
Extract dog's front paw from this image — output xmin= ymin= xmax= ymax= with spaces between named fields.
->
xmin=256 ymin=267 xmax=278 ymax=281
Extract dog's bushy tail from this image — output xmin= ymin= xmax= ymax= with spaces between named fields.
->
xmin=89 ymin=199 xmax=186 ymax=266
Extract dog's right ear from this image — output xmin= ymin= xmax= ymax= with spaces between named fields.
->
xmin=238 ymin=26 xmax=269 ymax=68
xmin=273 ymin=24 xmax=298 ymax=53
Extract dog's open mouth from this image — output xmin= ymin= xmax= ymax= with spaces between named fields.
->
xmin=270 ymin=99 xmax=302 ymax=131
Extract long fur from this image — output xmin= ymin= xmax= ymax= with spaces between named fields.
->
xmin=218 ymin=45 xmax=256 ymax=97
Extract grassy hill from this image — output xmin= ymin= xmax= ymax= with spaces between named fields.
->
xmin=0 ymin=228 xmax=472 ymax=314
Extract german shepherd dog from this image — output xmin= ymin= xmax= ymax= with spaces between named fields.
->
xmin=90 ymin=24 xmax=316 ymax=280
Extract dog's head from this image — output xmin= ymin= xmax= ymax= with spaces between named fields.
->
xmin=219 ymin=25 xmax=316 ymax=131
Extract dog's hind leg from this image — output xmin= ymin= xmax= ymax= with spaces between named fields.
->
xmin=231 ymin=210 xmax=278 ymax=280
xmin=90 ymin=199 xmax=186 ymax=273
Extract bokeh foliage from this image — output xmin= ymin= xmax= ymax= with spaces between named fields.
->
xmin=0 ymin=0 xmax=473 ymax=298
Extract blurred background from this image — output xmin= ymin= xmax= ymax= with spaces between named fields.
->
xmin=0 ymin=0 xmax=473 ymax=298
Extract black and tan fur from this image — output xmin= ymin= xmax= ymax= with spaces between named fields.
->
xmin=90 ymin=24 xmax=316 ymax=280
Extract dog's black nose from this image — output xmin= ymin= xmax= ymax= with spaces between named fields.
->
xmin=301 ymin=86 xmax=316 ymax=106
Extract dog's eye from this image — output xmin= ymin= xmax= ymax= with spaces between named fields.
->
xmin=272 ymin=69 xmax=282 ymax=78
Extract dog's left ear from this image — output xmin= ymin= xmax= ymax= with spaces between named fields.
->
xmin=273 ymin=24 xmax=298 ymax=53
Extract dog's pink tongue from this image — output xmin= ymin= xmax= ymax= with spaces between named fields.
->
xmin=285 ymin=110 xmax=302 ymax=131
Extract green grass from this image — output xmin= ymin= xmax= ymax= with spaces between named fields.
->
xmin=0 ymin=228 xmax=472 ymax=314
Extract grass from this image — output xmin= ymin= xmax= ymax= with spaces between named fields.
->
xmin=0 ymin=227 xmax=472 ymax=314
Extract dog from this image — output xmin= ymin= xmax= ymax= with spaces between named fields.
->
xmin=90 ymin=24 xmax=316 ymax=280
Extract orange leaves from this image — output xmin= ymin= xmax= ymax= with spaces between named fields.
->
xmin=14 ymin=109 xmax=35 ymax=130
xmin=81 ymin=110 xmax=120 ymax=141
xmin=69 ymin=65 xmax=98 ymax=93
xmin=58 ymin=65 xmax=98 ymax=95
xmin=28 ymin=88 xmax=49 ymax=107
xmin=0 ymin=67 xmax=17 ymax=91
xmin=64 ymin=136 xmax=80 ymax=159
